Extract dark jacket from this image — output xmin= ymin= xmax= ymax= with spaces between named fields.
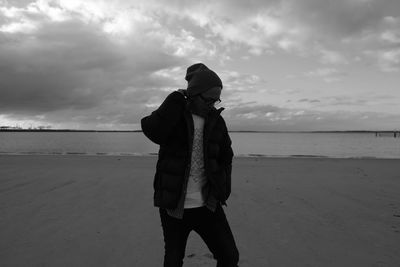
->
xmin=141 ymin=91 xmax=234 ymax=209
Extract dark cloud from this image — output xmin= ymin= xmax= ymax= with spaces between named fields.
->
xmin=223 ymin=102 xmax=400 ymax=131
xmin=298 ymin=98 xmax=321 ymax=103
xmin=325 ymin=96 xmax=369 ymax=106
xmin=288 ymin=0 xmax=385 ymax=39
xmin=2 ymin=0 xmax=33 ymax=7
xmin=0 ymin=11 xmax=184 ymax=119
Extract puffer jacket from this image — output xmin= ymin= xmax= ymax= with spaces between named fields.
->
xmin=141 ymin=91 xmax=234 ymax=209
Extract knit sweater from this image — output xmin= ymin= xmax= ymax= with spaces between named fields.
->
xmin=167 ymin=114 xmax=217 ymax=219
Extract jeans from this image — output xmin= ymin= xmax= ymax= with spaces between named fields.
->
xmin=159 ymin=205 xmax=239 ymax=267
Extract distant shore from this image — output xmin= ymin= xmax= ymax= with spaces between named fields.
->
xmin=0 ymin=151 xmax=396 ymax=159
xmin=1 ymin=129 xmax=399 ymax=134
xmin=0 ymin=129 xmax=142 ymax=132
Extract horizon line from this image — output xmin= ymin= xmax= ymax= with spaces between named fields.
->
xmin=1 ymin=129 xmax=399 ymax=133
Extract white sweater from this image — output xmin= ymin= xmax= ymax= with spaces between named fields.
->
xmin=184 ymin=114 xmax=207 ymax=208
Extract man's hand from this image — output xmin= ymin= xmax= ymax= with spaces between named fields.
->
xmin=187 ymin=96 xmax=213 ymax=118
xmin=177 ymin=89 xmax=187 ymax=97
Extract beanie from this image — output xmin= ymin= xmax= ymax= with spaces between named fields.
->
xmin=185 ymin=63 xmax=223 ymax=97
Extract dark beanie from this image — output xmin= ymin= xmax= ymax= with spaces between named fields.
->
xmin=185 ymin=63 xmax=223 ymax=97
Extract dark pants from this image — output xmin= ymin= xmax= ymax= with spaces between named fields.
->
xmin=159 ymin=205 xmax=239 ymax=267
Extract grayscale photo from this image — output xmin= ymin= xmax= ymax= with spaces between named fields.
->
xmin=0 ymin=0 xmax=399 ymax=266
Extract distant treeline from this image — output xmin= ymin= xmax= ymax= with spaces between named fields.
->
xmin=0 ymin=129 xmax=142 ymax=132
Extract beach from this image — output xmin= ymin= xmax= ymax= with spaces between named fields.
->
xmin=0 ymin=155 xmax=399 ymax=267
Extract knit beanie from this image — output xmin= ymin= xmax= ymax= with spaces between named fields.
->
xmin=185 ymin=63 xmax=223 ymax=98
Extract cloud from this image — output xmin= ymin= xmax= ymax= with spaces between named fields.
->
xmin=318 ymin=49 xmax=349 ymax=65
xmin=0 ymin=0 xmax=222 ymax=129
xmin=364 ymin=48 xmax=400 ymax=72
xmin=220 ymin=71 xmax=266 ymax=94
xmin=289 ymin=0 xmax=385 ymax=37
xmin=341 ymin=14 xmax=400 ymax=71
xmin=376 ymin=49 xmax=400 ymax=72
xmin=324 ymin=96 xmax=369 ymax=106
xmin=298 ymin=98 xmax=321 ymax=104
xmin=1 ymin=0 xmax=399 ymax=130
xmin=168 ymin=0 xmax=400 ymax=70
xmin=305 ymin=68 xmax=347 ymax=82
xmin=154 ymin=29 xmax=217 ymax=59
xmin=381 ymin=30 xmax=400 ymax=44
xmin=224 ymin=101 xmax=400 ymax=131
xmin=0 ymin=16 xmax=177 ymax=109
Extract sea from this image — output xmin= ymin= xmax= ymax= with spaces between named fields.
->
xmin=0 ymin=131 xmax=399 ymax=159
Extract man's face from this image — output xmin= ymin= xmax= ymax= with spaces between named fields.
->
xmin=200 ymin=86 xmax=222 ymax=106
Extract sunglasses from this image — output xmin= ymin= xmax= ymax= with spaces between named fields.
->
xmin=200 ymin=95 xmax=221 ymax=105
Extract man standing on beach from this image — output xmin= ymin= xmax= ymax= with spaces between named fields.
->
xmin=141 ymin=63 xmax=239 ymax=267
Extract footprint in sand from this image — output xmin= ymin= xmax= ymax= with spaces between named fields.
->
xmin=186 ymin=253 xmax=249 ymax=266
xmin=203 ymin=253 xmax=213 ymax=259
xmin=186 ymin=253 xmax=213 ymax=259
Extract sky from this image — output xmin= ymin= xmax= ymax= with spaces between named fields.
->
xmin=0 ymin=0 xmax=399 ymax=131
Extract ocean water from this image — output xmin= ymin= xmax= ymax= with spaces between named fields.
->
xmin=0 ymin=131 xmax=399 ymax=158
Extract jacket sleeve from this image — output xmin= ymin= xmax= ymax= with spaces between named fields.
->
xmin=141 ymin=91 xmax=185 ymax=145
xmin=219 ymin=117 xmax=234 ymax=165
xmin=219 ymin=118 xmax=234 ymax=199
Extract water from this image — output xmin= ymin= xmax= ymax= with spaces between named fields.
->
xmin=232 ymin=132 xmax=400 ymax=158
xmin=0 ymin=131 xmax=399 ymax=158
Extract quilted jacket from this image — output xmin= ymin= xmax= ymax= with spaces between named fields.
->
xmin=141 ymin=91 xmax=234 ymax=209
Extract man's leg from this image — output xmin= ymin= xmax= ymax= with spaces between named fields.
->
xmin=194 ymin=205 xmax=239 ymax=267
xmin=159 ymin=208 xmax=191 ymax=267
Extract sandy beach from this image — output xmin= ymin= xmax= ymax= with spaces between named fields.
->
xmin=0 ymin=155 xmax=399 ymax=267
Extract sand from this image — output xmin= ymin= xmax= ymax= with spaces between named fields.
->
xmin=0 ymin=155 xmax=399 ymax=267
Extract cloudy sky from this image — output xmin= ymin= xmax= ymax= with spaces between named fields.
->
xmin=1 ymin=0 xmax=399 ymax=131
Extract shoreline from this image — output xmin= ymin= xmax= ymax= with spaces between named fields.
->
xmin=1 ymin=129 xmax=399 ymax=133
xmin=1 ymin=151 xmax=400 ymax=160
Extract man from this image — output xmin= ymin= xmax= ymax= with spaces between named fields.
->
xmin=141 ymin=63 xmax=239 ymax=267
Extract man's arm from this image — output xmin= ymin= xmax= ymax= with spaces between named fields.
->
xmin=219 ymin=118 xmax=234 ymax=199
xmin=141 ymin=91 xmax=185 ymax=145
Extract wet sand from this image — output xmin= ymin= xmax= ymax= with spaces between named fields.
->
xmin=0 ymin=155 xmax=399 ymax=266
